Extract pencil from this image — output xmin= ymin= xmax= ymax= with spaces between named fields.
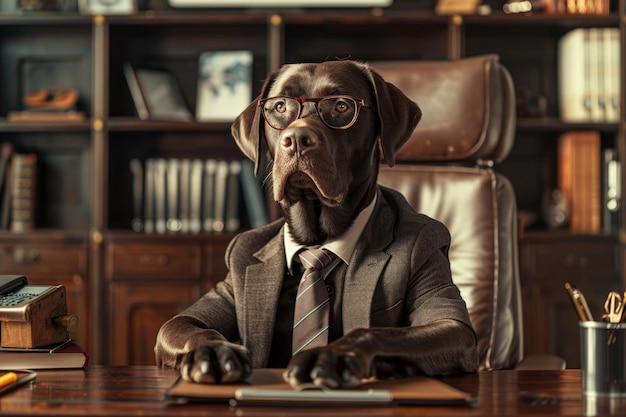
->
xmin=565 ymin=282 xmax=594 ymax=322
xmin=0 ymin=372 xmax=17 ymax=389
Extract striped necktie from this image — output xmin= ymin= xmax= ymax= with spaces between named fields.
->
xmin=292 ymin=247 xmax=336 ymax=355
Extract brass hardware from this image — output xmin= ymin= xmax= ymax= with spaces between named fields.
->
xmin=270 ymin=14 xmax=282 ymax=26
xmin=92 ymin=230 xmax=103 ymax=244
xmin=93 ymin=15 xmax=105 ymax=26
xmin=93 ymin=119 xmax=104 ymax=132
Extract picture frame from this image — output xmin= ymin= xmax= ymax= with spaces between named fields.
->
xmin=123 ymin=63 xmax=149 ymax=120
xmin=133 ymin=67 xmax=194 ymax=122
xmin=79 ymin=0 xmax=137 ymax=14
xmin=195 ymin=50 xmax=253 ymax=123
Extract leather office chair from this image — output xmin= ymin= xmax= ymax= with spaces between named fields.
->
xmin=373 ymin=55 xmax=564 ymax=371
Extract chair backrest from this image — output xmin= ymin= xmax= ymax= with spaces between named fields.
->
xmin=372 ymin=55 xmax=523 ymax=370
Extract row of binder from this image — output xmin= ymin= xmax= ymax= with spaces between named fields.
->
xmin=558 ymin=27 xmax=620 ymax=123
xmin=130 ymin=157 xmax=269 ymax=234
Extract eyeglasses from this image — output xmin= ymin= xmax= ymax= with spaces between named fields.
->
xmin=258 ymin=95 xmax=374 ymax=130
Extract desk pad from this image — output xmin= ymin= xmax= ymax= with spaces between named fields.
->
xmin=167 ymin=368 xmax=474 ymax=406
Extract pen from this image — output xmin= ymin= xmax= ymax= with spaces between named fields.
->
xmin=0 ymin=372 xmax=17 ymax=389
xmin=565 ymin=282 xmax=594 ymax=322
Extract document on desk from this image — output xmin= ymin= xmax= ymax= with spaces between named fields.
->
xmin=166 ymin=368 xmax=474 ymax=406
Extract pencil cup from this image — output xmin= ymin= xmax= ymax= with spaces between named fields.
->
xmin=580 ymin=321 xmax=626 ymax=397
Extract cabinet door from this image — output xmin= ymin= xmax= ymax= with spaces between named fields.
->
xmin=520 ymin=238 xmax=619 ymax=368
xmin=109 ymin=281 xmax=201 ymax=366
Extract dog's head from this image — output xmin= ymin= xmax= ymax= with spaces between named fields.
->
xmin=232 ymin=60 xmax=421 ymax=245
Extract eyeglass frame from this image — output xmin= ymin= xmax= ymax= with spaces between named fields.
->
xmin=258 ymin=95 xmax=375 ymax=131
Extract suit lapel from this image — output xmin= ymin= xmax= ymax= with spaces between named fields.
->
xmin=342 ymin=189 xmax=395 ymax=333
xmin=242 ymin=229 xmax=286 ymax=367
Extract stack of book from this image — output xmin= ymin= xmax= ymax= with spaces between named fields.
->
xmin=131 ymin=158 xmax=269 ymax=234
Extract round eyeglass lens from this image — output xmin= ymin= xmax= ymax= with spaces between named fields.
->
xmin=263 ymin=98 xmax=299 ymax=129
xmin=318 ymin=97 xmax=357 ymax=128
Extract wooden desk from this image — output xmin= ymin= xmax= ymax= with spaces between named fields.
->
xmin=0 ymin=367 xmax=625 ymax=416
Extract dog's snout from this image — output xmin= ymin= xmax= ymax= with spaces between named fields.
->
xmin=280 ymin=127 xmax=320 ymax=156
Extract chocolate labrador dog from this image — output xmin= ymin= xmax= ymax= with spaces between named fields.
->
xmin=155 ymin=60 xmax=479 ymax=388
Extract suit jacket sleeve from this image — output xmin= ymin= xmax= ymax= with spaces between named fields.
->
xmin=154 ymin=221 xmax=285 ymax=368
xmin=153 ymin=234 xmax=242 ymax=367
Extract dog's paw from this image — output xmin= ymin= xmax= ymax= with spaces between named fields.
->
xmin=180 ymin=342 xmax=251 ymax=384
xmin=283 ymin=348 xmax=367 ymax=389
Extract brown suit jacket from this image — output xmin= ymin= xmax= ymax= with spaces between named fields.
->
xmin=155 ymin=186 xmax=474 ymax=368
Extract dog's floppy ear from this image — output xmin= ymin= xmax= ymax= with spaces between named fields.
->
xmin=231 ymin=71 xmax=278 ymax=176
xmin=366 ymin=66 xmax=422 ymax=167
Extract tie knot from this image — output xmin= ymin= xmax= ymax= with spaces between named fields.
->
xmin=298 ymin=248 xmax=335 ymax=271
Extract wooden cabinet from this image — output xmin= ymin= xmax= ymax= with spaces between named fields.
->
xmin=520 ymin=233 xmax=619 ymax=368
xmin=0 ymin=234 xmax=89 ymax=349
xmin=103 ymin=233 xmax=231 ymax=365
xmin=0 ymin=0 xmax=624 ymax=366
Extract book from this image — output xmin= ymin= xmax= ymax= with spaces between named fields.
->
xmin=212 ymin=160 xmax=229 ymax=232
xmin=587 ymin=28 xmax=603 ymax=122
xmin=602 ymin=148 xmax=620 ymax=234
xmin=10 ymin=153 xmax=37 ymax=233
xmin=203 ymin=159 xmax=217 ymax=233
xmin=134 ymin=68 xmax=193 ymax=122
xmin=558 ymin=131 xmax=601 ymax=233
xmin=179 ymin=159 xmax=191 ymax=234
xmin=124 ymin=62 xmax=149 ymax=120
xmin=603 ymin=28 xmax=620 ymax=122
xmin=0 ymin=143 xmax=14 ymax=229
xmin=195 ymin=50 xmax=253 ymax=122
xmin=143 ymin=158 xmax=156 ymax=233
xmin=239 ymin=159 xmax=269 ymax=228
xmin=0 ymin=340 xmax=89 ymax=370
xmin=189 ymin=159 xmax=204 ymax=234
xmin=166 ymin=368 xmax=473 ymax=406
xmin=225 ymin=160 xmax=242 ymax=232
xmin=0 ymin=155 xmax=13 ymax=230
xmin=154 ymin=158 xmax=167 ymax=234
xmin=130 ymin=158 xmax=144 ymax=232
xmin=558 ymin=29 xmax=590 ymax=122
xmin=166 ymin=159 xmax=181 ymax=233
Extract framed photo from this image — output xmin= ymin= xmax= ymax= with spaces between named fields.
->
xmin=134 ymin=67 xmax=194 ymax=122
xmin=195 ymin=50 xmax=253 ymax=123
xmin=79 ymin=0 xmax=137 ymax=14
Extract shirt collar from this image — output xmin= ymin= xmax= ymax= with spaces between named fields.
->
xmin=284 ymin=193 xmax=377 ymax=273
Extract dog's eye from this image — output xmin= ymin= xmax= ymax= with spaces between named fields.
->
xmin=335 ymin=101 xmax=349 ymax=113
xmin=274 ymin=101 xmax=287 ymax=113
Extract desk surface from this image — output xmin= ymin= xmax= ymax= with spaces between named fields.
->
xmin=0 ymin=367 xmax=624 ymax=416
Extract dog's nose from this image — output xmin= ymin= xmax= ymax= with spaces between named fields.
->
xmin=279 ymin=127 xmax=319 ymax=157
